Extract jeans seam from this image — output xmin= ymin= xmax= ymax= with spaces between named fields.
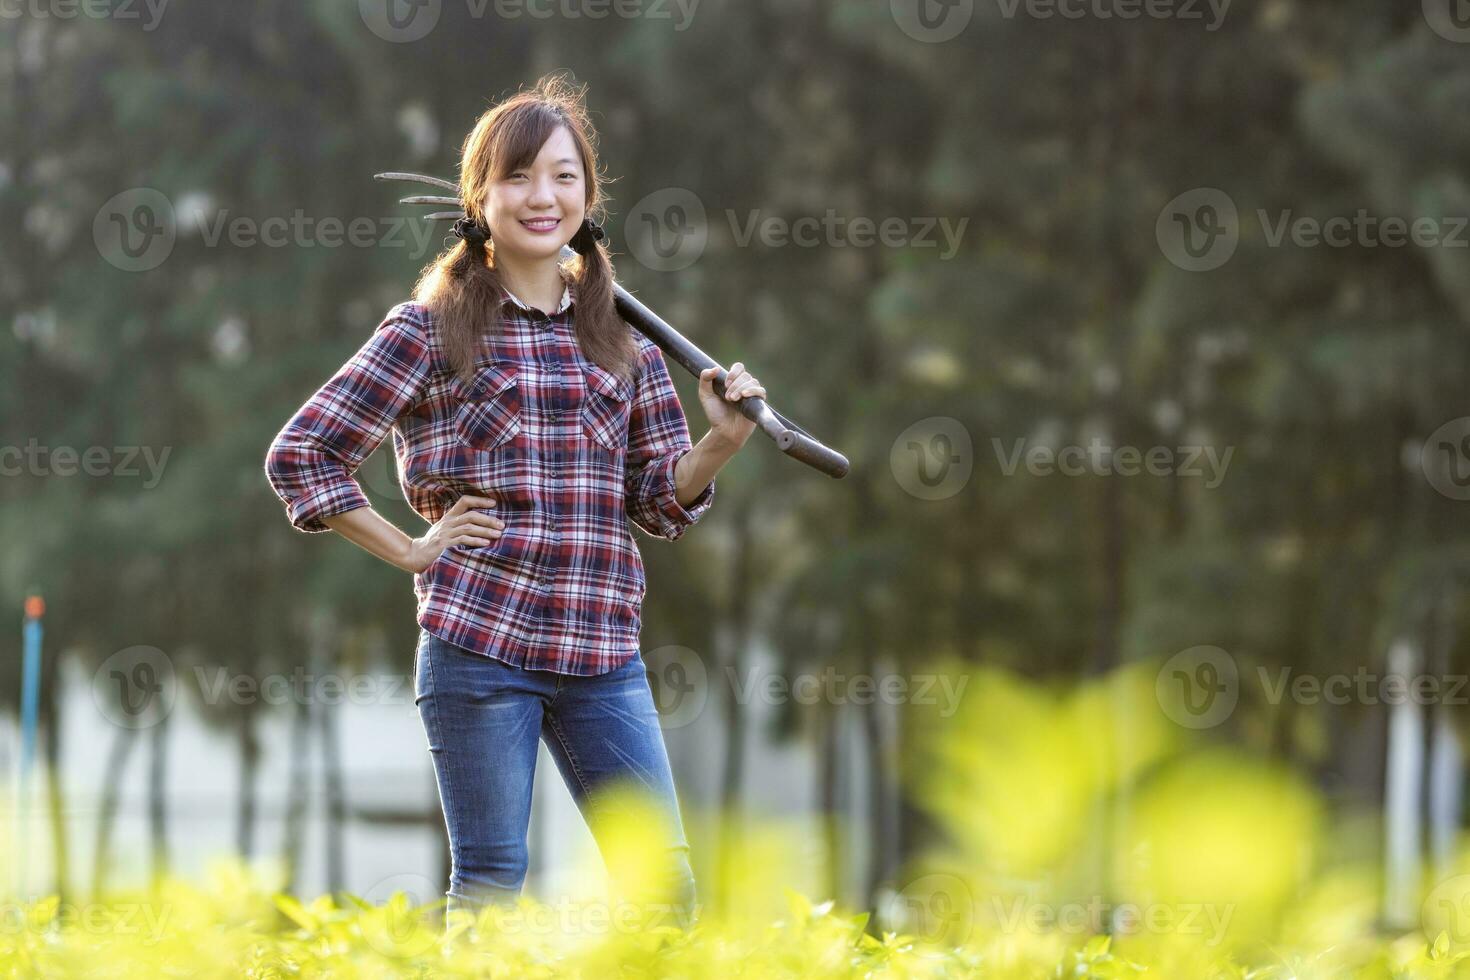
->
xmin=419 ymin=640 xmax=458 ymax=852
xmin=544 ymin=710 xmax=598 ymax=813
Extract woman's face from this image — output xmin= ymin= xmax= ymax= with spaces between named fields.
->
xmin=481 ymin=124 xmax=587 ymax=263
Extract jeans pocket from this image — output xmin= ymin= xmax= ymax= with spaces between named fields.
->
xmin=413 ymin=632 xmax=436 ymax=706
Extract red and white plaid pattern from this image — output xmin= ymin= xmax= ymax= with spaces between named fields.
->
xmin=265 ymin=286 xmax=715 ymax=675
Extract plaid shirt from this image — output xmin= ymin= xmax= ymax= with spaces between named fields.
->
xmin=264 ymin=282 xmax=715 ymax=675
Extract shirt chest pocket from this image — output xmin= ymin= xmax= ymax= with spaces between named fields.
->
xmin=452 ymin=362 xmax=521 ymax=451
xmin=581 ymin=362 xmax=632 ymax=453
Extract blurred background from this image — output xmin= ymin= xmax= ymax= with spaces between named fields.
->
xmin=4 ymin=0 xmax=1470 ymax=953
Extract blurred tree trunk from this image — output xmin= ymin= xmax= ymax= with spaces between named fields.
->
xmin=818 ymin=701 xmax=843 ymax=904
xmin=315 ymin=618 xmax=347 ymax=892
xmin=148 ymin=713 xmax=170 ymax=889
xmin=717 ymin=497 xmax=755 ymax=909
xmin=42 ymin=670 xmax=69 ymax=904
xmin=236 ymin=707 xmax=260 ymax=858
xmin=1428 ymin=587 xmax=1462 ymax=878
xmin=319 ymin=702 xmax=347 ymax=891
xmin=91 ymin=724 xmax=137 ymax=899
xmin=281 ymin=691 xmax=313 ymax=894
xmin=859 ymin=643 xmax=893 ymax=909
xmin=1384 ymin=634 xmax=1425 ymax=928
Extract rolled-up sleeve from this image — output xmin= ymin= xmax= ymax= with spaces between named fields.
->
xmin=623 ymin=338 xmax=715 ymax=541
xmin=265 ymin=303 xmax=432 ymax=533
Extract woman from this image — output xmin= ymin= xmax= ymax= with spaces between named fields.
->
xmin=263 ymin=72 xmax=764 ymax=926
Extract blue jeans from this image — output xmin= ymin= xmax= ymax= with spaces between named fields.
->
xmin=412 ymin=629 xmax=697 ymax=925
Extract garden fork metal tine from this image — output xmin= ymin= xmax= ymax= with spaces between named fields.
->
xmin=374 ymin=171 xmax=461 ymax=193
xmin=398 ymin=195 xmax=461 ymax=206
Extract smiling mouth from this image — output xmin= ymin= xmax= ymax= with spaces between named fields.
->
xmin=520 ymin=218 xmax=560 ymax=231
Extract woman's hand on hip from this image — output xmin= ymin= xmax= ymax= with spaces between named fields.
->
xmin=407 ymin=494 xmax=503 ymax=573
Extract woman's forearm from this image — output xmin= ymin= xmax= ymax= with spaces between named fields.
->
xmin=675 ymin=429 xmax=739 ymax=508
xmin=321 ymin=505 xmax=418 ymax=572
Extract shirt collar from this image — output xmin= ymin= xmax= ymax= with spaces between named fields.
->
xmin=500 ymin=280 xmax=574 ymax=316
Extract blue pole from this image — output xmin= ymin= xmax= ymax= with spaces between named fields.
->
xmin=16 ymin=595 xmax=43 ymax=897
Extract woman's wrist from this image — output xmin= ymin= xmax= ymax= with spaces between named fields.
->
xmin=674 ymin=433 xmax=735 ymax=508
xmin=321 ymin=506 xmax=422 ymax=572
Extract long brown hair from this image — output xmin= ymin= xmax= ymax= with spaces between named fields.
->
xmin=413 ymin=72 xmax=636 ymax=386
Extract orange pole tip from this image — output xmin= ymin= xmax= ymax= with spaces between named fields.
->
xmin=24 ymin=596 xmax=45 ymax=619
